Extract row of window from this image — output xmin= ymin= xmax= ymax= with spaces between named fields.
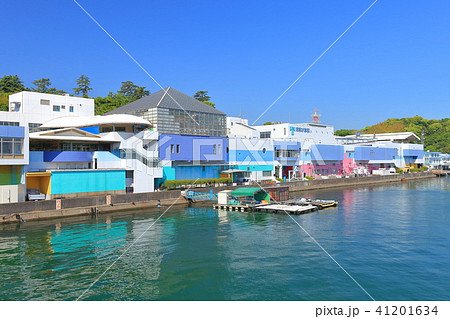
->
xmin=314 ymin=168 xmax=340 ymax=175
xmin=53 ymin=105 xmax=74 ymax=112
xmin=275 ymin=150 xmax=299 ymax=158
xmin=170 ymin=144 xmax=180 ymax=154
xmin=170 ymin=144 xmax=222 ymax=155
xmin=0 ymin=121 xmax=19 ymax=127
xmin=260 ymin=131 xmax=271 ymax=139
xmin=41 ymin=99 xmax=82 ymax=107
xmin=29 ymin=142 xmax=110 ymax=152
xmin=0 ymin=138 xmax=24 ymax=157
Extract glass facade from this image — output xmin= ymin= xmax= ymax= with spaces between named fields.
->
xmin=134 ymin=107 xmax=226 ymax=137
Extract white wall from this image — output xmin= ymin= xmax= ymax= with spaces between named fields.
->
xmin=0 ymin=184 xmax=25 ymax=203
xmin=253 ymin=122 xmax=337 ymax=144
xmin=119 ymin=130 xmax=163 ymax=193
xmin=8 ymin=91 xmax=94 ymax=125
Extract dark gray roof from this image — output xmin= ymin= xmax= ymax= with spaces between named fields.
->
xmin=105 ymin=87 xmax=226 ymax=115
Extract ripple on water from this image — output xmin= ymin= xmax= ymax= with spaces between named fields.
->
xmin=0 ymin=178 xmax=449 ymax=300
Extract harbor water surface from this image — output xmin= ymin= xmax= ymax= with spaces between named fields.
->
xmin=1 ymin=177 xmax=449 ymax=300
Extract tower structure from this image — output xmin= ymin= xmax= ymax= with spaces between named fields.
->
xmin=311 ymin=108 xmax=321 ymax=123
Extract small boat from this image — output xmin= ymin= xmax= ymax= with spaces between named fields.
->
xmin=294 ymin=198 xmax=338 ymax=209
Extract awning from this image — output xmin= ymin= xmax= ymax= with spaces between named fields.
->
xmin=221 ymin=169 xmax=247 ymax=174
xmin=26 ymin=172 xmax=51 ymax=177
xmin=231 ymin=187 xmax=263 ymax=196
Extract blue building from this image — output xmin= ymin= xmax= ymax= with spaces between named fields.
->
xmin=0 ymin=120 xmax=28 ymax=203
xmin=157 ymin=134 xmax=228 ymax=184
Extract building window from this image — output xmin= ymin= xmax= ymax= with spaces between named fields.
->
xmin=10 ymin=102 xmax=21 ymax=111
xmin=202 ymin=166 xmax=205 ymax=172
xmin=284 ymin=128 xmax=287 ymax=135
xmin=263 ymin=170 xmax=272 ymax=177
xmin=170 ymin=144 xmax=174 ymax=154
xmin=40 ymin=99 xmax=50 ymax=105
xmin=176 ymin=144 xmax=180 ymax=153
xmin=1 ymin=138 xmax=12 ymax=155
xmin=14 ymin=139 xmax=23 ymax=155
xmin=70 ymin=106 xmax=74 ymax=112
xmin=28 ymin=123 xmax=42 ymax=133
xmin=0 ymin=137 xmax=23 ymax=158
xmin=260 ymin=131 xmax=271 ymax=139
xmin=53 ymin=105 xmax=60 ymax=112
xmin=213 ymin=144 xmax=216 ymax=155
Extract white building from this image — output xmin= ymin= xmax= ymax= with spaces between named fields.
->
xmin=6 ymin=91 xmax=94 ymax=132
xmin=226 ymin=117 xmax=275 ymax=183
xmin=27 ymin=115 xmax=162 ymax=198
xmin=253 ymin=122 xmax=337 ymax=144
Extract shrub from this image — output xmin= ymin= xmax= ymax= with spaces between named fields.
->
xmin=164 ymin=177 xmax=232 ymax=189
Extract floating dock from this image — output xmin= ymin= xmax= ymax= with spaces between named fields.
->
xmin=213 ymin=203 xmax=318 ymax=214
xmin=254 ymin=204 xmax=318 ymax=214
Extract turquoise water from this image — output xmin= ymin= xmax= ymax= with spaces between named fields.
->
xmin=0 ymin=177 xmax=449 ymax=301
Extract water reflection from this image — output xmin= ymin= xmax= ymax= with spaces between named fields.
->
xmin=0 ymin=177 xmax=449 ymax=300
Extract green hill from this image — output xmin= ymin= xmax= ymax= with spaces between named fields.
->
xmin=335 ymin=116 xmax=450 ymax=153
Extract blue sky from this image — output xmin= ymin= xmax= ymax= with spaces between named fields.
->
xmin=2 ymin=0 xmax=449 ymax=129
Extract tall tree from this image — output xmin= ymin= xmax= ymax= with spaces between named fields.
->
xmin=31 ymin=78 xmax=52 ymax=93
xmin=73 ymin=75 xmax=92 ymax=97
xmin=118 ymin=81 xmax=149 ymax=101
xmin=0 ymin=75 xmax=25 ymax=93
xmin=193 ymin=90 xmax=211 ymax=102
xmin=47 ymin=88 xmax=67 ymax=95
xmin=31 ymin=78 xmax=66 ymax=95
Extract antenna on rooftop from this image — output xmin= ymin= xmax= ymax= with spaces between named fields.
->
xmin=311 ymin=108 xmax=321 ymax=123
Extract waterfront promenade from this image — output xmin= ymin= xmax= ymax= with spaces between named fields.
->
xmin=0 ymin=171 xmax=434 ymax=224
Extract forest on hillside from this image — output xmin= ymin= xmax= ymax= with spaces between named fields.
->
xmin=335 ymin=116 xmax=450 ymax=153
xmin=0 ymin=75 xmax=214 ymax=114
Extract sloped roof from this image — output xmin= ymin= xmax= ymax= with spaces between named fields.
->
xmin=231 ymin=187 xmax=264 ymax=196
xmin=29 ymin=128 xmax=120 ymax=142
xmin=346 ymin=132 xmax=420 ymax=142
xmin=105 ymin=87 xmax=226 ymax=115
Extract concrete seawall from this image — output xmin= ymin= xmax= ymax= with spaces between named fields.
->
xmin=0 ymin=171 xmax=436 ymax=224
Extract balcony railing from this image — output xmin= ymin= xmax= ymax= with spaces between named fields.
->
xmin=119 ymin=149 xmax=161 ymax=168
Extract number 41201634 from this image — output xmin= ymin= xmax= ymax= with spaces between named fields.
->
xmin=376 ymin=306 xmax=438 ymax=316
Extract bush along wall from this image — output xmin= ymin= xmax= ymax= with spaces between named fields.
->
xmin=164 ymin=178 xmax=232 ymax=189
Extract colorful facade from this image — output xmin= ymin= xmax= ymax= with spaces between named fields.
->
xmin=157 ymin=134 xmax=228 ymax=185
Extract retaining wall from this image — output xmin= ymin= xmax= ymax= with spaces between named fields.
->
xmin=0 ymin=172 xmax=435 ymax=224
